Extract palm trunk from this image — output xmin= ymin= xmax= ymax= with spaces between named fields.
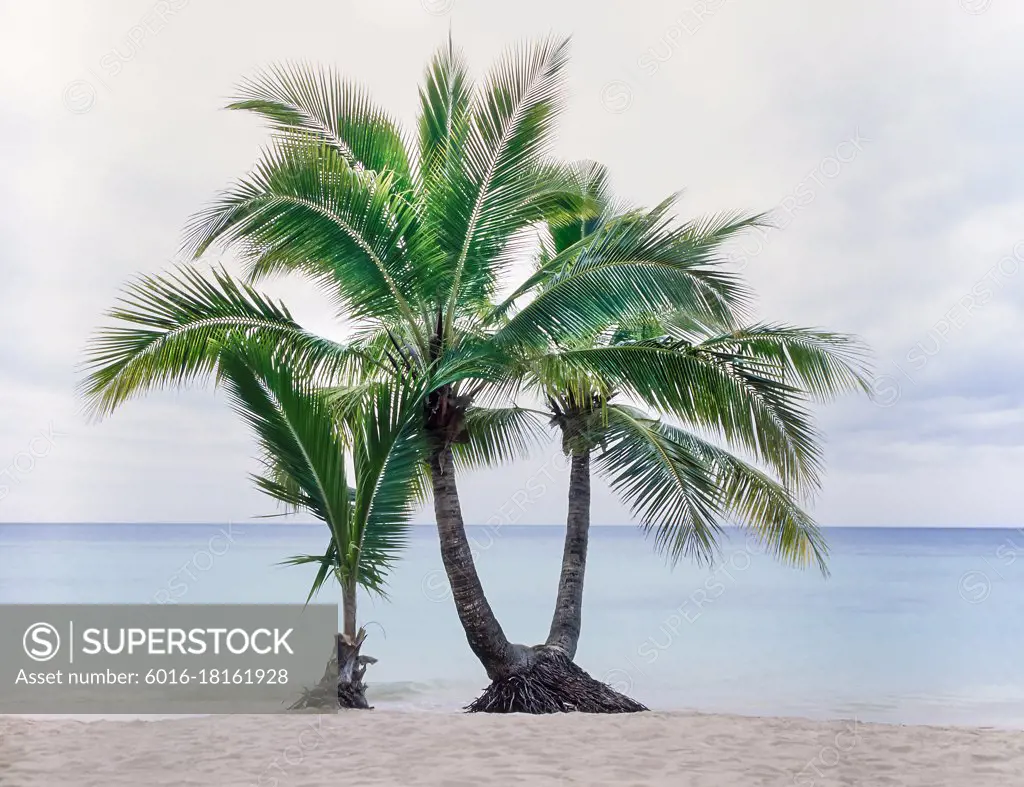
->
xmin=546 ymin=449 xmax=590 ymax=659
xmin=292 ymin=578 xmax=373 ymax=711
xmin=336 ymin=578 xmax=372 ymax=709
xmin=429 ymin=443 xmax=528 ymax=678
xmin=342 ymin=577 xmax=357 ymax=640
xmin=430 ymin=441 xmax=645 ymax=714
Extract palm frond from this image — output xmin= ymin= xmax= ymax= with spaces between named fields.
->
xmin=491 ymin=204 xmax=761 ymax=346
xmin=548 ymin=159 xmax=613 ymax=253
xmin=219 ymin=343 xmax=350 ymax=536
xmin=631 ymin=409 xmax=828 ymax=573
xmin=220 ymin=343 xmax=424 ymax=597
xmin=596 ymin=405 xmax=725 ymax=564
xmin=425 ymin=330 xmax=529 ymax=396
xmin=439 ymin=35 xmax=572 ymax=332
xmin=348 ymin=382 xmax=428 ymax=593
xmin=417 ymin=35 xmax=473 ymax=183
xmin=685 ymin=322 xmax=873 ymax=401
xmin=183 ymin=143 xmax=428 ymax=342
xmin=282 ymin=542 xmax=341 ymax=603
xmin=598 ymin=406 xmax=827 ymax=572
xmin=547 ymin=338 xmax=823 ymax=493
xmin=450 ymin=406 xmax=549 ymax=470
xmin=229 ymin=62 xmax=415 ymax=195
xmin=80 ymin=265 xmax=370 ymax=419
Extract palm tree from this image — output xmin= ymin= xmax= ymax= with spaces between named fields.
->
xmin=530 ymin=320 xmax=871 ymax=665
xmin=210 ymin=342 xmax=423 ymax=707
xmin=513 ymin=165 xmax=873 ymax=671
xmin=81 ymin=37 xmax=866 ymax=713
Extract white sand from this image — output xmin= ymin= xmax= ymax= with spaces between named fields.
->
xmin=2 ymin=711 xmax=1023 ymax=786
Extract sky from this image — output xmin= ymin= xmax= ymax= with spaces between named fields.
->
xmin=1 ymin=0 xmax=1022 ymax=527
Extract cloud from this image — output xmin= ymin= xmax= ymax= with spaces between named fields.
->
xmin=1 ymin=0 xmax=1020 ymax=526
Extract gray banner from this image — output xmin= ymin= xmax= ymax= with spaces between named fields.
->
xmin=1 ymin=604 xmax=339 ymax=713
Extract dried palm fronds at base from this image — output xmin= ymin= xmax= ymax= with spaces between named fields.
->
xmin=289 ymin=631 xmax=376 ymax=710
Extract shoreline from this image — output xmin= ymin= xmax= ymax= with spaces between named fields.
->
xmin=4 ymin=710 xmax=1024 ymax=785
xmin=4 ymin=706 xmax=1024 ymax=732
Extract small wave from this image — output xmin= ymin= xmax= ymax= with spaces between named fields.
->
xmin=367 ymin=679 xmax=482 ymax=711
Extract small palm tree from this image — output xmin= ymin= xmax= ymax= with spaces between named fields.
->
xmin=197 ymin=341 xmax=422 ymax=708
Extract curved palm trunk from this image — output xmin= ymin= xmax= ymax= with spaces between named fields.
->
xmin=431 ymin=442 xmax=646 ymax=714
xmin=429 ymin=443 xmax=531 ymax=678
xmin=546 ymin=450 xmax=590 ymax=659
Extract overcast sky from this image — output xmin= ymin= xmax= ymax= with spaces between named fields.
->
xmin=1 ymin=0 xmax=1022 ymax=526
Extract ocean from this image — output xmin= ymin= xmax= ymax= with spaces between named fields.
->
xmin=2 ymin=523 xmax=1022 ymax=727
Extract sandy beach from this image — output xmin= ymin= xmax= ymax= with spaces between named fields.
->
xmin=2 ymin=711 xmax=1023 ymax=786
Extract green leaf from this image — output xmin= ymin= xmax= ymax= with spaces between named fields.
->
xmin=596 ymin=406 xmax=828 ymax=571
xmin=595 ymin=405 xmax=725 ymax=565
xmin=492 ymin=204 xmax=760 ymax=346
xmin=348 ymin=382 xmax=429 ymax=592
xmin=439 ymin=35 xmax=572 ymax=331
xmin=548 ymin=159 xmax=613 ymax=253
xmin=282 ymin=542 xmax=341 ymax=603
xmin=546 ymin=338 xmax=823 ymax=493
xmin=219 ymin=343 xmax=351 ymax=537
xmin=221 ymin=343 xmax=427 ymax=599
xmin=450 ymin=406 xmax=549 ymax=470
xmin=80 ymin=265 xmax=370 ymax=419
xmin=229 ymin=62 xmax=415 ymax=195
xmin=615 ymin=408 xmax=830 ymax=574
xmin=682 ymin=322 xmax=873 ymax=402
xmin=183 ymin=142 xmax=429 ymax=339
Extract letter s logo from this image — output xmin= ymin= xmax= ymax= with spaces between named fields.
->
xmin=23 ymin=622 xmax=61 ymax=662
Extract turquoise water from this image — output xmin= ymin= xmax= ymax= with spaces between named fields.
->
xmin=2 ymin=524 xmax=1023 ymax=727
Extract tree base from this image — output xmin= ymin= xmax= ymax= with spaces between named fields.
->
xmin=465 ymin=649 xmax=648 ymax=714
xmin=288 ymin=678 xmax=371 ymax=710
xmin=337 ymin=680 xmax=371 ymax=709
xmin=289 ymin=631 xmax=376 ymax=711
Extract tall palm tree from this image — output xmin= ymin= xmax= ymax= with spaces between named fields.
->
xmin=81 ymin=37 xmax=865 ymax=713
xmin=512 ymin=165 xmax=873 ymax=671
xmin=202 ymin=341 xmax=423 ymax=707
